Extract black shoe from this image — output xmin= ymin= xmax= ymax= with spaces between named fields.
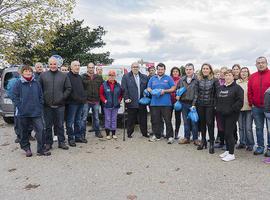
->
xmin=75 ymin=138 xmax=88 ymax=143
xmin=29 ymin=135 xmax=36 ymax=141
xmin=142 ymin=134 xmax=149 ymax=138
xmin=236 ymin=144 xmax=246 ymax=149
xmin=37 ymin=151 xmax=51 ymax=156
xmin=15 ymin=137 xmax=20 ymax=143
xmin=127 ymin=135 xmax=133 ymax=138
xmin=95 ymin=133 xmax=103 ymax=138
xmin=68 ymin=140 xmax=76 ymax=147
xmin=44 ymin=144 xmax=52 ymax=152
xmin=209 ymin=141 xmax=215 ymax=154
xmin=58 ymin=143 xmax=69 ymax=150
xmin=197 ymin=139 xmax=207 ymax=150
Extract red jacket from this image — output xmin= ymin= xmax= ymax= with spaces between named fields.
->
xmin=248 ymin=68 xmax=270 ymax=108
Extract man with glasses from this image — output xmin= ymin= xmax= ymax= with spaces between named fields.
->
xmin=121 ymin=62 xmax=149 ymax=138
xmin=248 ymin=56 xmax=270 ymax=156
xmin=81 ymin=63 xmax=104 ymax=138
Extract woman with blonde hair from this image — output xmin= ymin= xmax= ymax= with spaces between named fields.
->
xmin=197 ymin=63 xmax=219 ymax=154
xmin=236 ymin=67 xmax=254 ymax=151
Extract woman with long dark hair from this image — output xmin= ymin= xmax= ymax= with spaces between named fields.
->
xmin=197 ymin=63 xmax=219 ymax=154
xmin=170 ymin=67 xmax=181 ymax=139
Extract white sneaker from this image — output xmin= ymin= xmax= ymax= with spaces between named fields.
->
xmin=106 ymin=135 xmax=112 ymax=140
xmin=53 ymin=136 xmax=58 ymax=142
xmin=167 ymin=137 xmax=174 ymax=144
xmin=222 ymin=154 xmax=235 ymax=162
xmin=219 ymin=151 xmax=229 ymax=158
xmin=149 ymin=135 xmax=157 ymax=142
xmin=112 ymin=135 xmax=117 ymax=139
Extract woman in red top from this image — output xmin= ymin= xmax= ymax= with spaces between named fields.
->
xmin=100 ymin=70 xmax=122 ymax=140
xmin=170 ymin=67 xmax=181 ymax=139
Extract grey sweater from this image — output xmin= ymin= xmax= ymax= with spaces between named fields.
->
xmin=39 ymin=70 xmax=71 ymax=107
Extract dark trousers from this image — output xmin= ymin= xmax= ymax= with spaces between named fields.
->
xmin=18 ymin=117 xmax=44 ymax=153
xmin=44 ymin=106 xmax=65 ymax=145
xmin=151 ymin=106 xmax=173 ymax=139
xmin=198 ymin=106 xmax=215 ymax=142
xmin=222 ymin=113 xmax=239 ymax=154
xmin=174 ymin=110 xmax=181 ymax=138
xmin=127 ymin=105 xmax=147 ymax=137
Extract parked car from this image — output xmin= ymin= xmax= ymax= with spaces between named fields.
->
xmin=0 ymin=67 xmax=20 ymax=124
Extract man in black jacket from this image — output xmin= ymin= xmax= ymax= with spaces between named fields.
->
xmin=121 ymin=62 xmax=149 ymax=138
xmin=40 ymin=57 xmax=72 ymax=151
xmin=66 ymin=61 xmax=87 ymax=147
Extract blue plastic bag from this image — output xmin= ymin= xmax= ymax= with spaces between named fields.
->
xmin=174 ymin=101 xmax=182 ymax=111
xmin=176 ymin=87 xmax=187 ymax=97
xmin=143 ymin=89 xmax=150 ymax=97
xmin=151 ymin=89 xmax=162 ymax=98
xmin=188 ymin=107 xmax=199 ymax=122
xmin=139 ymin=97 xmax=151 ymax=105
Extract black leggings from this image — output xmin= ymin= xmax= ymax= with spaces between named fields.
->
xmin=174 ymin=110 xmax=181 ymax=137
xmin=222 ymin=113 xmax=239 ymax=154
xmin=197 ymin=106 xmax=215 ymax=142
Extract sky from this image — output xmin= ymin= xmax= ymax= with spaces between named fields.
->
xmin=73 ymin=0 xmax=270 ymax=71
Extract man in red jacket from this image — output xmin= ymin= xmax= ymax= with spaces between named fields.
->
xmin=248 ymin=56 xmax=270 ymax=156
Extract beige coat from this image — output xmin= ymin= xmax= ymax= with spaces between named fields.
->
xmin=237 ymin=79 xmax=251 ymax=111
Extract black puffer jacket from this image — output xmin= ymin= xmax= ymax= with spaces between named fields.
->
xmin=197 ymin=77 xmax=219 ymax=107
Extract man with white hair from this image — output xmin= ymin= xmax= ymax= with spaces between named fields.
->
xmin=34 ymin=62 xmax=44 ymax=81
xmin=39 ymin=56 xmax=72 ymax=151
xmin=121 ymin=62 xmax=149 ymax=138
xmin=66 ymin=61 xmax=87 ymax=146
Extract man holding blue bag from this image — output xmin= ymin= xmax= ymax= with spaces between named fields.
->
xmin=147 ymin=63 xmax=176 ymax=144
xmin=176 ymin=63 xmax=200 ymax=145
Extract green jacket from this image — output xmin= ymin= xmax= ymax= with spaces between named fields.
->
xmin=82 ymin=73 xmax=103 ymax=102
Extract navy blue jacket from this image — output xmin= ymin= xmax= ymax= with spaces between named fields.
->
xmin=103 ymin=81 xmax=121 ymax=108
xmin=12 ymin=76 xmax=43 ymax=117
xmin=121 ymin=71 xmax=148 ymax=108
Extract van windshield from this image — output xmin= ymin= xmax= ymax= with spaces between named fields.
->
xmin=102 ymin=67 xmax=124 ymax=83
xmin=3 ymin=71 xmax=20 ymax=90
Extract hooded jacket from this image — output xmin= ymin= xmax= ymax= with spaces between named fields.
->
xmin=12 ymin=76 xmax=43 ymax=117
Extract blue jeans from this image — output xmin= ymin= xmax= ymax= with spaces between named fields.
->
xmin=44 ymin=106 xmax=65 ymax=145
xmin=252 ymin=107 xmax=269 ymax=148
xmin=81 ymin=103 xmax=100 ymax=136
xmin=182 ymin=103 xmax=198 ymax=140
xmin=238 ymin=111 xmax=254 ymax=147
xmin=66 ymin=104 xmax=84 ymax=140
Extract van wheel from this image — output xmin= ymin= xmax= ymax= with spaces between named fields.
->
xmin=3 ymin=117 xmax=14 ymax=124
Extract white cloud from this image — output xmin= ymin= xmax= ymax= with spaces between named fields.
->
xmin=73 ymin=0 xmax=270 ymax=70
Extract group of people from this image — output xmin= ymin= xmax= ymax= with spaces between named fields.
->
xmin=7 ymin=56 xmax=270 ymax=163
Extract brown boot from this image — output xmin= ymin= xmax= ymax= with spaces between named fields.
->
xmin=178 ymin=138 xmax=190 ymax=144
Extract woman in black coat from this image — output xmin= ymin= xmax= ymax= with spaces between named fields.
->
xmin=216 ymin=69 xmax=244 ymax=162
xmin=196 ymin=63 xmax=219 ymax=154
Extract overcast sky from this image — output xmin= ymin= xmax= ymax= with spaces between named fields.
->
xmin=73 ymin=0 xmax=270 ymax=71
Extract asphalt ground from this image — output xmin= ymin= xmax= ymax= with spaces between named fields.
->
xmin=0 ymin=118 xmax=270 ymax=200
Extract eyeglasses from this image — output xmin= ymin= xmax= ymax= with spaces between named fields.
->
xmin=108 ymin=74 xmax=115 ymax=77
xmin=132 ymin=66 xmax=139 ymax=68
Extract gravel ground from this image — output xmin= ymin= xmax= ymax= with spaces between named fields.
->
xmin=0 ymin=118 xmax=270 ymax=200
